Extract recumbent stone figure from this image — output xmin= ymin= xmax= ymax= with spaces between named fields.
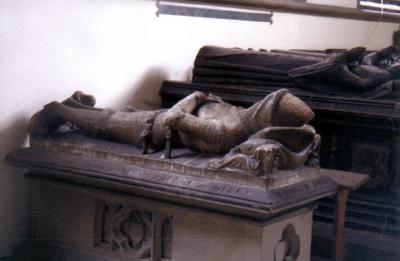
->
xmin=28 ymin=89 xmax=320 ymax=177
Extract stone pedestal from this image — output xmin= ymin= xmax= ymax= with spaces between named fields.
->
xmin=22 ymin=178 xmax=313 ymax=261
xmin=6 ymin=132 xmax=340 ymax=261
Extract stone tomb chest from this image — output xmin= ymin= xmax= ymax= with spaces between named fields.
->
xmin=6 ymin=131 xmax=342 ymax=261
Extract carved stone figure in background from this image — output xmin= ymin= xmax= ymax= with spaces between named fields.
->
xmin=28 ymin=89 xmax=318 ymax=175
xmin=193 ymin=45 xmax=400 ymax=98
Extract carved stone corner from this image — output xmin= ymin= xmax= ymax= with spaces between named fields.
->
xmin=93 ymin=201 xmax=173 ymax=260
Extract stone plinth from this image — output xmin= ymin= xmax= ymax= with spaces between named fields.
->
xmin=20 ymin=178 xmax=313 ymax=261
xmin=6 ymin=132 xmax=340 ymax=261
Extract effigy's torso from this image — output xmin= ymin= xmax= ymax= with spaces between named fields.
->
xmin=180 ymin=102 xmax=249 ymax=153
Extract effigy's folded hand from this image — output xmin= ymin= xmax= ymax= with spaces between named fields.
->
xmin=205 ymin=93 xmax=224 ymax=103
xmin=162 ymin=91 xmax=223 ymax=129
xmin=162 ymin=108 xmax=186 ymax=128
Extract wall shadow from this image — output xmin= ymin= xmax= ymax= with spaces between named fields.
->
xmin=0 ymin=115 xmax=30 ymax=255
xmin=116 ymin=67 xmax=169 ymax=110
xmin=0 ymin=116 xmax=29 ymax=170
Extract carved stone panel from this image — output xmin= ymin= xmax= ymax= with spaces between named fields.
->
xmin=94 ymin=202 xmax=173 ymax=260
xmin=274 ymin=224 xmax=301 ymax=261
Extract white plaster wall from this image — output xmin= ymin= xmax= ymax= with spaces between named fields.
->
xmin=0 ymin=0 xmax=397 ymax=256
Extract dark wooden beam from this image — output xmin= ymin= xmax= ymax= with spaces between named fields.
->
xmin=172 ymin=0 xmax=400 ymax=23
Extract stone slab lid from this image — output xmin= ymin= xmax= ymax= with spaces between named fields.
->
xmin=6 ymin=131 xmax=339 ymax=220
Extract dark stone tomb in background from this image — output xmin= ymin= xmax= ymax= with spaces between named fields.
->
xmin=160 ymin=80 xmax=400 ymax=261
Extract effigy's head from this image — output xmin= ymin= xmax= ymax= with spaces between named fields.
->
xmin=255 ymin=89 xmax=314 ymax=128
xmin=274 ymin=90 xmax=314 ymax=127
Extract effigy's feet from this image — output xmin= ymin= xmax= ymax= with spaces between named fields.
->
xmin=62 ymin=91 xmax=96 ymax=109
xmin=28 ymin=102 xmax=64 ymax=137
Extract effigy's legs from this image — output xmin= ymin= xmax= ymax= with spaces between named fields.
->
xmin=28 ymin=93 xmax=162 ymax=147
xmin=28 ymin=91 xmax=225 ymax=156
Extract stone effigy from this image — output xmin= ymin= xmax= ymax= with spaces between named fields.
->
xmin=28 ymin=89 xmax=319 ymax=176
xmin=193 ymin=45 xmax=400 ymax=99
xmin=7 ymin=84 xmax=369 ymax=261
